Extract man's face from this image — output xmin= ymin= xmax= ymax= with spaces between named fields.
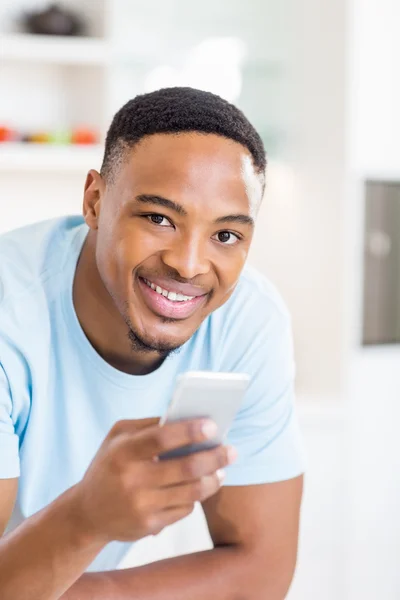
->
xmin=89 ymin=133 xmax=264 ymax=354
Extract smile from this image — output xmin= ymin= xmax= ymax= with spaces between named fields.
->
xmin=138 ymin=277 xmax=207 ymax=320
xmin=142 ymin=278 xmax=195 ymax=302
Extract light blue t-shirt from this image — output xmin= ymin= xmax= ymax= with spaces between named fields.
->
xmin=0 ymin=216 xmax=305 ymax=571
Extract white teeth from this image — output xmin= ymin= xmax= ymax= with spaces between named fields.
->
xmin=143 ymin=278 xmax=196 ymax=302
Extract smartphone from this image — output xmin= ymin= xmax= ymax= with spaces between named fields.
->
xmin=159 ymin=371 xmax=250 ymax=459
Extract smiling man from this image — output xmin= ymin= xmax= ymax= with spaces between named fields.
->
xmin=0 ymin=87 xmax=305 ymax=600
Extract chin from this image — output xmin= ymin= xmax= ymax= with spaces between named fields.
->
xmin=148 ymin=326 xmax=191 ymax=349
xmin=127 ymin=319 xmax=192 ymax=354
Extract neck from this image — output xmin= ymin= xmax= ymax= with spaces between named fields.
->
xmin=73 ymin=234 xmax=163 ymax=375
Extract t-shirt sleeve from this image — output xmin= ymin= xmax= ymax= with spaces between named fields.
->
xmin=221 ymin=291 xmax=306 ymax=486
xmin=0 ymin=363 xmax=20 ymax=479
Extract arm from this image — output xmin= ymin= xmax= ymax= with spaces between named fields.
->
xmin=0 ymin=362 xmax=106 ymax=599
xmin=0 ymin=418 xmax=231 ymax=600
xmin=202 ymin=478 xmax=303 ymax=597
xmin=0 ymin=483 xmax=108 ymax=600
xmin=0 ymin=478 xmax=17 ymax=535
xmin=64 ymin=476 xmax=303 ymax=600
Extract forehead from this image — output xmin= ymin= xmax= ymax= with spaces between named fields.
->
xmin=116 ymin=133 xmax=261 ymax=212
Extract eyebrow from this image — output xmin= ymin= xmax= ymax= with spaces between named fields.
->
xmin=135 ymin=194 xmax=187 ymax=216
xmin=214 ymin=214 xmax=254 ymax=227
xmin=134 ymin=194 xmax=254 ymax=227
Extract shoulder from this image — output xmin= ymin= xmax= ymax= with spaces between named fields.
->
xmin=0 ymin=215 xmax=85 ymax=312
xmin=205 ymin=264 xmax=294 ymax=373
xmin=237 ymin=263 xmax=290 ymax=319
xmin=213 ymin=263 xmax=292 ymax=338
xmin=0 ymin=216 xmax=87 ymax=359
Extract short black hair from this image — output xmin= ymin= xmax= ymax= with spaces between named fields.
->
xmin=100 ymin=87 xmax=266 ymax=182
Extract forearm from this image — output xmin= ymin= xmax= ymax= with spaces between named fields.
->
xmin=64 ymin=545 xmax=289 ymax=600
xmin=0 ymin=485 xmax=106 ymax=600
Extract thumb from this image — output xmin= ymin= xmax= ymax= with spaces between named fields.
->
xmin=131 ymin=417 xmax=160 ymax=430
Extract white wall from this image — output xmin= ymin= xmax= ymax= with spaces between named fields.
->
xmin=250 ymin=0 xmax=348 ymax=399
xmin=0 ymin=172 xmax=84 ymax=235
xmin=346 ymin=0 xmax=400 ymax=349
xmin=344 ymin=1 xmax=400 ymax=597
xmin=349 ymin=0 xmax=400 ymax=175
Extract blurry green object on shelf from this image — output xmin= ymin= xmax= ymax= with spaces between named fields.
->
xmin=50 ymin=130 xmax=72 ymax=145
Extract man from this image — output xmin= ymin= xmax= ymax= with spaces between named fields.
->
xmin=0 ymin=87 xmax=304 ymax=599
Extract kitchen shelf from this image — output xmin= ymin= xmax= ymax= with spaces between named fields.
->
xmin=0 ymin=143 xmax=103 ymax=172
xmin=0 ymin=1 xmax=290 ymax=174
xmin=0 ymin=33 xmax=110 ymax=65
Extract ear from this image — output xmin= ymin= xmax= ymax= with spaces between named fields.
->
xmin=82 ymin=170 xmax=106 ymax=230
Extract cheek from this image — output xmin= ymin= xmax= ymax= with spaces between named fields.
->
xmin=121 ymin=229 xmax=165 ymax=276
xmin=95 ymin=227 xmax=134 ymax=291
xmin=213 ymin=247 xmax=249 ymax=296
xmin=100 ymin=223 xmax=142 ymax=266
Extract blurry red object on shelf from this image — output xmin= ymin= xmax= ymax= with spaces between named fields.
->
xmin=71 ymin=127 xmax=98 ymax=145
xmin=0 ymin=127 xmax=17 ymax=142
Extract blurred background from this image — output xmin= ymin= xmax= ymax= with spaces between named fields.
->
xmin=1 ymin=0 xmax=400 ymax=597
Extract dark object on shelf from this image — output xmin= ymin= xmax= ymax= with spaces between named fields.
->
xmin=22 ymin=3 xmax=85 ymax=36
xmin=362 ymin=180 xmax=400 ymax=345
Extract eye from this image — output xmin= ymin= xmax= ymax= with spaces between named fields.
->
xmin=213 ymin=231 xmax=241 ymax=245
xmin=147 ymin=214 xmax=172 ymax=227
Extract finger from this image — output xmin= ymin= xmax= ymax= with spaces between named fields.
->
xmin=150 ymin=445 xmax=234 ymax=487
xmin=126 ymin=419 xmax=218 ymax=460
xmin=156 ymin=471 xmax=225 ymax=509
xmin=108 ymin=418 xmax=160 ymax=439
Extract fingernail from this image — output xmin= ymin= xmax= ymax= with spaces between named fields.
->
xmin=217 ymin=469 xmax=226 ymax=482
xmin=201 ymin=420 xmax=218 ymax=439
xmin=227 ymin=446 xmax=238 ymax=464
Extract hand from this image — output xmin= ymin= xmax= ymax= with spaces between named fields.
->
xmin=73 ymin=418 xmax=236 ymax=543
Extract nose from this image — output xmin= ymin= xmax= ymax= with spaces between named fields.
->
xmin=161 ymin=235 xmax=211 ymax=280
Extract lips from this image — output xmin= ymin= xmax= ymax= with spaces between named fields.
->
xmin=137 ymin=277 xmax=208 ymax=320
xmin=141 ymin=275 xmax=206 ymax=298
